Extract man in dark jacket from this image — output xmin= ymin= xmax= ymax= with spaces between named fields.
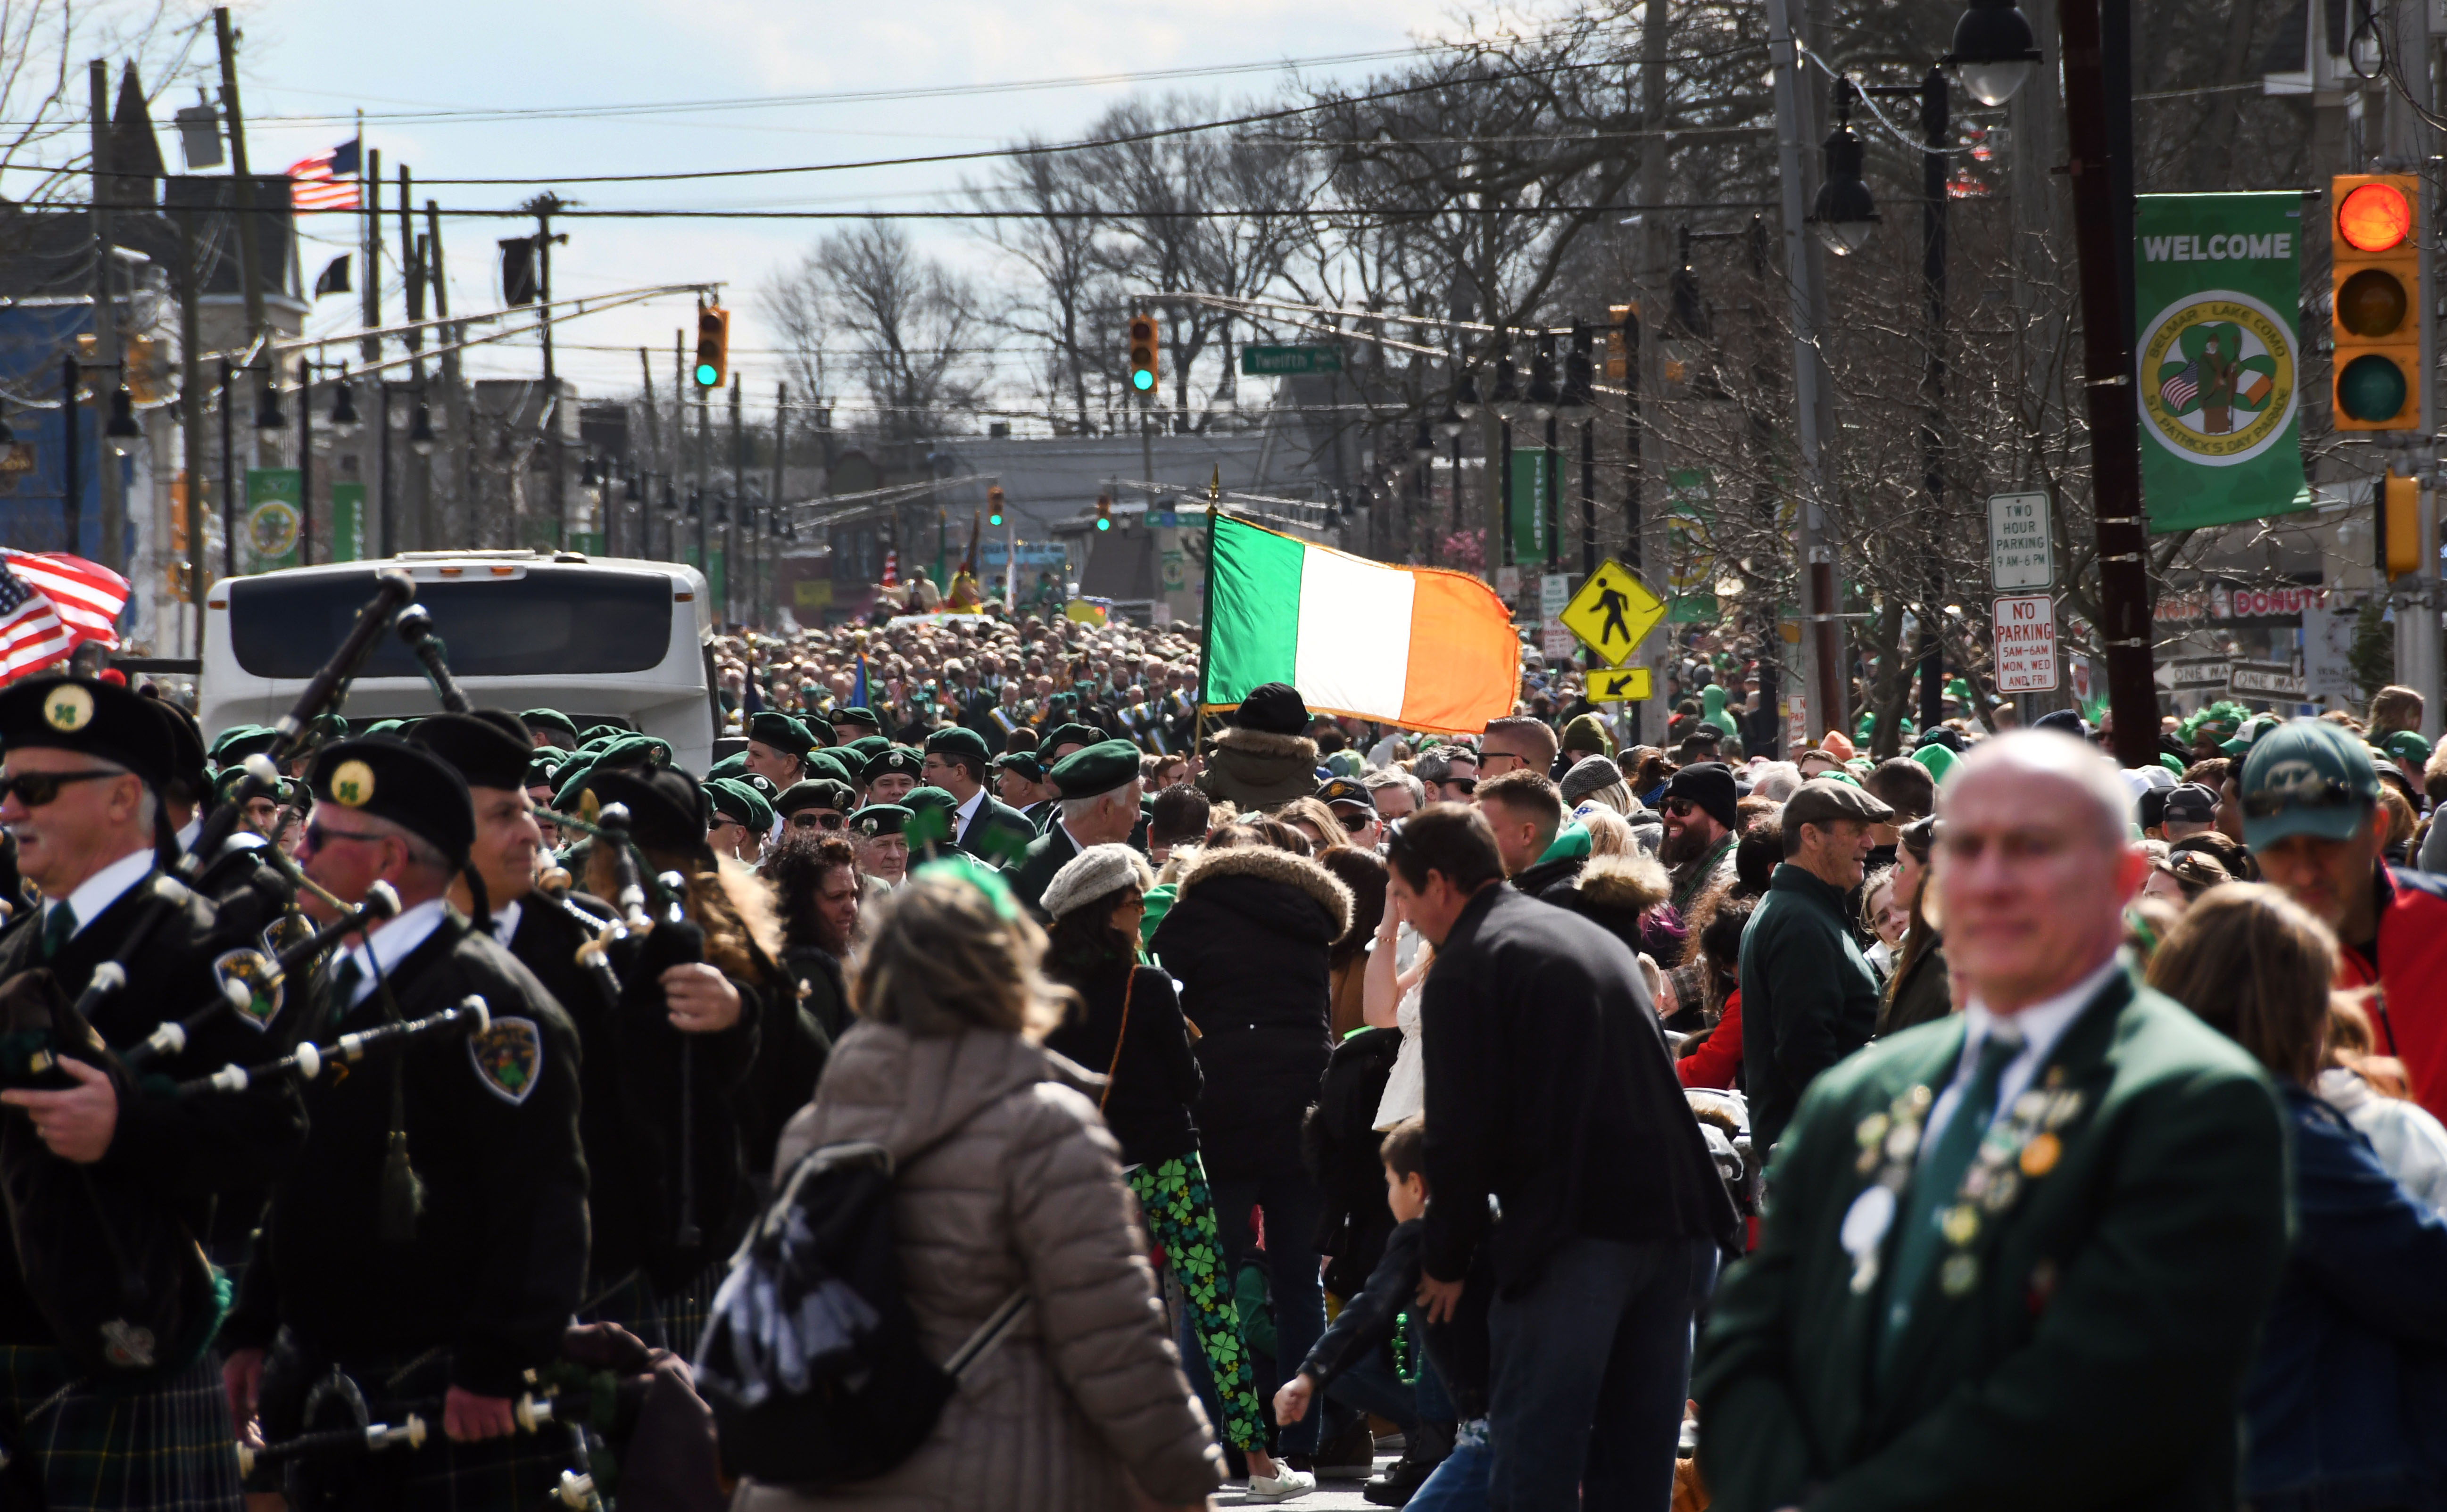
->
xmin=1739 ymin=778 xmax=1892 ymax=1152
xmin=1389 ymin=804 xmax=1737 ymax=1512
xmin=1001 ymin=741 xmax=1142 ymax=918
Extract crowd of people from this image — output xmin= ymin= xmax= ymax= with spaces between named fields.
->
xmin=5 ymin=593 xmax=2447 ymax=1511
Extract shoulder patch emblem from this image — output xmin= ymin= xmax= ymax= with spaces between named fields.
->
xmin=213 ymin=949 xmax=283 ymax=1032
xmin=468 ymin=1016 xmax=542 ymax=1105
xmin=43 ymin=685 xmax=93 ymax=732
xmin=328 ymin=760 xmax=376 ymax=808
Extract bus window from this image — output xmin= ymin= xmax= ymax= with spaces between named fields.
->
xmin=228 ymin=571 xmax=674 ymax=680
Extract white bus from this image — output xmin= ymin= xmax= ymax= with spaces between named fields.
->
xmin=199 ymin=551 xmax=722 ymax=772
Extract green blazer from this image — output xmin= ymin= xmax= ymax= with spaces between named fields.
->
xmin=1694 ymin=967 xmax=2289 ymax=1512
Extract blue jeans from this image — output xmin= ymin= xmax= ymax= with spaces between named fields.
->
xmin=1325 ymin=1343 xmax=1418 ymax=1435
xmin=1485 ymin=1235 xmax=1719 ymax=1512
xmin=1212 ymin=1173 xmax=1330 ymax=1456
xmin=1410 ymin=1428 xmax=1493 ymax=1512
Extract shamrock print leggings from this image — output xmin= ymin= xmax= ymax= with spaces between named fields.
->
xmin=1129 ymin=1153 xmax=1265 ymax=1450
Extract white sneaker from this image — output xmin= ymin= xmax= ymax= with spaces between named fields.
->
xmin=1244 ymin=1466 xmax=1317 ymax=1502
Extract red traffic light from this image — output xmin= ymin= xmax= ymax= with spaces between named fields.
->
xmin=2340 ymin=182 xmax=2413 ymax=253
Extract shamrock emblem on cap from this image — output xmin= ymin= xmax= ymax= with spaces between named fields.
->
xmin=43 ymin=685 xmax=93 ymax=733
xmin=329 ymin=760 xmax=377 ymax=808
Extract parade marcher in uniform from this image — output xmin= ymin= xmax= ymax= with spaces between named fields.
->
xmin=0 ymin=675 xmax=307 ymax=1512
xmin=995 ymin=752 xmax=1054 ymax=827
xmin=861 ymin=746 xmax=922 ymax=807
xmin=921 ymin=727 xmax=1035 ymax=865
xmin=742 ymin=712 xmax=814 ymax=792
xmin=1002 ymin=742 xmax=1144 ymax=920
xmin=221 ymin=736 xmax=587 ymax=1512
xmin=851 ymin=805 xmax=913 ymax=892
xmin=1695 ymin=731 xmax=2290 ymax=1512
xmin=775 ymin=778 xmax=855 ymax=839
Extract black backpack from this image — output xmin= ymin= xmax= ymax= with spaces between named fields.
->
xmin=692 ymin=1134 xmax=1027 ymax=1488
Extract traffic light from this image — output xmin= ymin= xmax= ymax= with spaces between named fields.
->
xmin=1095 ymin=493 xmax=1112 ymax=532
xmin=987 ymin=484 xmax=1005 ymax=527
xmin=2331 ymin=175 xmax=2422 ymax=431
xmin=1127 ymin=314 xmax=1159 ymax=395
xmin=2381 ymin=469 xmax=2424 ymax=578
xmin=694 ymin=304 xmax=730 ymax=390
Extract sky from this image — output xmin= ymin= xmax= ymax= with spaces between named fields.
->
xmin=189 ymin=0 xmax=1483 ymax=426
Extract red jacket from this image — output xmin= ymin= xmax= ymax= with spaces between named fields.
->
xmin=1678 ymin=989 xmax=1743 ymax=1091
xmin=2337 ymin=867 xmax=2447 ymax=1127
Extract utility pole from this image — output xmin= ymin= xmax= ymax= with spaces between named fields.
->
xmin=771 ymin=381 xmax=788 ymax=621
xmin=2059 ymin=0 xmax=2159 ymax=768
xmin=729 ymin=373 xmax=744 ymax=627
xmin=1634 ymin=0 xmax=1671 ymax=741
xmin=1767 ymin=0 xmax=1847 ymax=744
xmin=426 ymin=198 xmax=461 ymax=547
xmin=695 ymin=336 xmax=711 ymax=585
xmin=361 ymin=148 xmax=381 ymax=365
xmin=2386 ymin=0 xmax=2442 ymax=738
xmin=61 ymin=357 xmax=79 ymax=555
xmin=88 ymin=60 xmax=125 ymax=572
xmin=212 ymin=8 xmax=264 ymax=346
xmin=177 ymin=211 xmax=207 ymax=646
xmin=523 ymin=194 xmax=570 ymax=546
xmin=401 ymin=164 xmax=428 ymax=549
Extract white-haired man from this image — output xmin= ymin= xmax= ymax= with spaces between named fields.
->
xmin=1696 ymin=730 xmax=2290 ymax=1512
xmin=1001 ymin=739 xmax=1144 ymax=920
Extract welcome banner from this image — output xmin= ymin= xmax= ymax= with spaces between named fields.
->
xmin=2133 ymin=192 xmax=2312 ymax=533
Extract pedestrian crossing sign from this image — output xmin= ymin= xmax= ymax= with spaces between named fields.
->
xmin=1558 ymin=561 xmax=1664 ymax=668
xmin=1588 ymin=667 xmax=1654 ymax=702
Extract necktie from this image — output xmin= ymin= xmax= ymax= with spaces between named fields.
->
xmin=327 ymin=956 xmax=365 ymax=1023
xmin=38 ymin=903 xmax=76 ymax=960
xmin=1879 ymin=1027 xmax=2024 ymax=1372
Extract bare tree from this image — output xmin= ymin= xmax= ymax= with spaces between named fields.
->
xmin=964 ymin=140 xmax=1120 ymax=435
xmin=766 ymin=219 xmax=987 ymax=449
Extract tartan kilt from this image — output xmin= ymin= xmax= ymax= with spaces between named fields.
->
xmin=264 ymin=1346 xmax=580 ymax=1512
xmin=0 ymin=1345 xmax=241 ymax=1512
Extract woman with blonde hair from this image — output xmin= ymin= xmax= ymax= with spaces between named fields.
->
xmin=742 ymin=869 xmax=1226 ymax=1512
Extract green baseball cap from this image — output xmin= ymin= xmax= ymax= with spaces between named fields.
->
xmin=2239 ymin=718 xmax=2382 ymax=849
xmin=2220 ymin=713 xmax=2281 ymax=757
xmin=2381 ymin=728 xmax=2434 ymax=767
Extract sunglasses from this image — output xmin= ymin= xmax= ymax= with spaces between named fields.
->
xmin=0 ymin=769 xmax=127 ymax=808
xmin=1664 ymin=798 xmax=1700 ymax=817
xmin=1446 ymin=777 xmax=1477 ymax=794
xmin=305 ymin=819 xmax=389 ymax=851
xmin=789 ymin=811 xmax=847 ymax=830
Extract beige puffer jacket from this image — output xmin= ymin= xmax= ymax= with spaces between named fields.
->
xmin=735 ymin=1022 xmax=1224 ymax=1512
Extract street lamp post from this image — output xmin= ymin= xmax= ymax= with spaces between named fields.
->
xmin=1530 ymin=336 xmax=1560 ymax=569
xmin=1557 ymin=322 xmax=1595 ymax=576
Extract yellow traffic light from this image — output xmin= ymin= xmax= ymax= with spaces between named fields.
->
xmin=2332 ymin=175 xmax=2422 ymax=431
xmin=1127 ymin=314 xmax=1159 ymax=395
xmin=694 ymin=305 xmax=730 ymax=390
xmin=2384 ymin=470 xmax=2424 ymax=578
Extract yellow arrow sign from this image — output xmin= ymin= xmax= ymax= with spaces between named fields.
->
xmin=1558 ymin=560 xmax=1665 ymax=667
xmin=1587 ymin=667 xmax=1653 ymax=702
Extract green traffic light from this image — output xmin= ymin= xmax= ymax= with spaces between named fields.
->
xmin=1131 ymin=369 xmax=1154 ymax=392
xmin=989 ymin=514 xmax=1003 ymax=526
xmin=2340 ymin=353 xmax=2409 ymax=422
xmin=694 ymin=362 xmax=719 ymax=387
xmin=1096 ymin=518 xmax=1111 ymax=531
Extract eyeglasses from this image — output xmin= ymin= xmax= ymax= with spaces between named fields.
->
xmin=1663 ymin=798 xmax=1700 ymax=817
xmin=789 ymin=811 xmax=847 ymax=830
xmin=305 ymin=820 xmax=388 ymax=851
xmin=2240 ymin=782 xmax=2366 ymax=819
xmin=1476 ymin=751 xmax=1528 ymax=773
xmin=708 ymin=815 xmax=744 ymax=832
xmin=1446 ymin=777 xmax=1477 ymax=795
xmin=0 ymin=769 xmax=125 ymax=808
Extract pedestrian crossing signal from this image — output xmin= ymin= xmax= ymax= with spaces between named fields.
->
xmin=987 ymin=485 xmax=1005 ymax=528
xmin=1128 ymin=315 xmax=1159 ymax=395
xmin=694 ymin=305 xmax=730 ymax=390
xmin=2331 ymin=176 xmax=2421 ymax=430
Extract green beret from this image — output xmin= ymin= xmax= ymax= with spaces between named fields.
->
xmin=993 ymin=752 xmax=1045 ymax=782
xmin=522 ymin=708 xmax=580 ymax=741
xmin=923 ymin=727 xmax=990 ymax=766
xmin=845 ymin=735 xmax=891 ymax=762
xmin=803 ymin=751 xmax=856 ymax=785
xmin=800 ymin=713 xmax=836 ymax=746
xmin=851 ymin=803 xmax=912 ymax=838
xmin=705 ymin=777 xmax=775 ymax=833
xmin=1049 ymin=739 xmax=1140 ymax=799
xmin=208 ymin=723 xmax=279 ymax=766
xmin=861 ymin=745 xmax=924 ymax=784
xmin=359 ymin=719 xmax=415 ymax=740
xmin=832 ymin=707 xmax=883 ymax=734
xmin=733 ymin=770 xmax=781 ymax=802
xmin=551 ymin=757 xmax=598 ymax=810
xmin=524 ymin=753 xmax=561 ymax=789
xmin=578 ymin=723 xmax=627 ymax=746
xmin=778 ymin=778 xmax=857 ymax=817
xmin=706 ymin=753 xmax=749 ymax=781
xmin=213 ymin=765 xmax=301 ymax=806
xmin=595 ymin=734 xmax=672 ymax=772
xmin=900 ymin=785 xmax=961 ymax=849
xmin=1046 ymin=722 xmax=1108 ymax=754
xmin=748 ymin=711 xmax=815 ymax=757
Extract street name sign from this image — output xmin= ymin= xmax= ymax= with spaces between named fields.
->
xmin=1240 ymin=345 xmax=1343 ymax=376
xmin=1988 ymin=491 xmax=2055 ymax=591
xmin=2229 ymin=661 xmax=2307 ymax=700
xmin=1559 ymin=559 xmax=1666 ymax=667
xmin=1993 ymin=593 xmax=2060 ymax=692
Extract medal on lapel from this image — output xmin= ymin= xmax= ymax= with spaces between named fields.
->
xmin=1934 ymin=1069 xmax=2086 ymax=1296
xmin=1842 ymin=1084 xmax=1935 ymax=1294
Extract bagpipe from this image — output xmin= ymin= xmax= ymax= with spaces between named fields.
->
xmin=248 ymin=1323 xmax=731 ymax=1512
xmin=0 ymin=576 xmax=428 ymax=1387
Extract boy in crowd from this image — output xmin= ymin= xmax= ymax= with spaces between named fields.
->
xmin=1275 ymin=1118 xmax=1492 ymax=1509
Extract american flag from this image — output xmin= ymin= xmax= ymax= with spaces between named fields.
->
xmin=2160 ymin=361 xmax=2200 ymax=412
xmin=287 ymin=138 xmax=362 ymax=213
xmin=0 ymin=558 xmax=73 ymax=685
xmin=1 ymin=550 xmax=128 ymax=653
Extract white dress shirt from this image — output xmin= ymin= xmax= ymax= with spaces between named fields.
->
xmin=489 ymin=899 xmax=524 ymax=949
xmin=1922 ymin=955 xmax=2123 ymax=1157
xmin=952 ymin=786 xmax=987 ymax=842
xmin=328 ymin=896 xmax=450 ymax=1011
xmin=41 ymin=847 xmax=157 ymax=943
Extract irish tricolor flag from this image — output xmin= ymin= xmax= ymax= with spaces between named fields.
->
xmin=1200 ymin=513 xmax=1519 ymax=735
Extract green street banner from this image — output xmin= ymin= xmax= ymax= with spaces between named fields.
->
xmin=2134 ymin=192 xmax=2312 ymax=533
xmin=1508 ymin=448 xmax=1552 ymax=564
xmin=244 ymin=469 xmax=300 ymax=572
xmin=330 ymin=481 xmax=365 ymax=562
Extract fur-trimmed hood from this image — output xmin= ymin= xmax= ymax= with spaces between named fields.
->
xmin=1574 ymin=851 xmax=1671 ymax=914
xmin=1172 ymin=843 xmax=1354 ymax=940
xmin=1197 ymin=725 xmax=1321 ymax=808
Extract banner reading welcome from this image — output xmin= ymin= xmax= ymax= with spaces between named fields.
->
xmin=2133 ymin=192 xmax=2312 ymax=533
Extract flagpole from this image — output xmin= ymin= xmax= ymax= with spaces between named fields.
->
xmin=1194 ymin=470 xmax=1220 ymax=752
